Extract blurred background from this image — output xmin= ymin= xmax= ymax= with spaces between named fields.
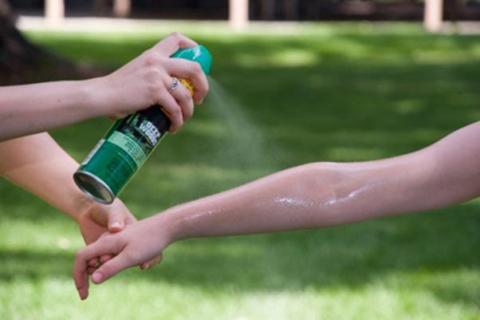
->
xmin=0 ymin=1 xmax=479 ymax=319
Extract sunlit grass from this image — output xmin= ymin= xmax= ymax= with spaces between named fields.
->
xmin=0 ymin=23 xmax=479 ymax=319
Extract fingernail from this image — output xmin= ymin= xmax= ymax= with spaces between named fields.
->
xmin=110 ymin=222 xmax=123 ymax=230
xmin=79 ymin=289 xmax=87 ymax=300
xmin=92 ymin=272 xmax=103 ymax=283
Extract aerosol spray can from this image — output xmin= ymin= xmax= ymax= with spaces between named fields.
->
xmin=74 ymin=45 xmax=212 ymax=204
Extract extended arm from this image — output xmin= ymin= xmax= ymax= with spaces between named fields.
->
xmin=0 ymin=32 xmax=208 ymax=141
xmin=163 ymin=121 xmax=480 ymax=237
xmin=74 ymin=122 xmax=480 ymax=299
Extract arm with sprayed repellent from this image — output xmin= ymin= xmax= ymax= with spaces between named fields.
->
xmin=0 ymin=32 xmax=209 ymax=142
xmin=0 ymin=133 xmax=160 ymax=270
xmin=74 ymin=122 xmax=480 ymax=300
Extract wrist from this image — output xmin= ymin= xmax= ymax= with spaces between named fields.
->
xmin=151 ymin=208 xmax=188 ymax=246
xmin=80 ymin=77 xmax=114 ymax=118
xmin=69 ymin=191 xmax=97 ymax=224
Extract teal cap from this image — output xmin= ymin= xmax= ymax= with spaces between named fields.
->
xmin=172 ymin=45 xmax=212 ymax=75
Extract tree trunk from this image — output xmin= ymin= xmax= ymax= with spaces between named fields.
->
xmin=0 ymin=0 xmax=97 ymax=85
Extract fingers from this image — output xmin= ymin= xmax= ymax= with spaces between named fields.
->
xmin=92 ymin=254 xmax=113 ymax=270
xmin=100 ymin=254 xmax=113 ymax=264
xmin=73 ymin=238 xmax=122 ymax=300
xmin=91 ymin=252 xmax=133 ymax=284
xmin=88 ymin=258 xmax=99 ymax=267
xmin=140 ymin=254 xmax=163 ymax=270
xmin=144 ymin=33 xmax=209 ymax=131
xmin=167 ymin=78 xmax=194 ymax=121
xmin=155 ymin=81 xmax=184 ymax=133
xmin=164 ymin=59 xmax=209 ymax=104
xmin=87 ymin=266 xmax=96 ymax=275
xmin=153 ymin=32 xmax=197 ymax=56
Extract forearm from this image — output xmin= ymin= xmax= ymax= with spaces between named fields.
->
xmin=0 ymin=79 xmax=108 ymax=141
xmin=0 ymin=133 xmax=94 ymax=220
xmin=160 ymin=123 xmax=480 ymax=240
xmin=161 ymin=160 xmax=430 ymax=239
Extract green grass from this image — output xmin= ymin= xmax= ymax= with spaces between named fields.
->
xmin=1 ymin=22 xmax=480 ymax=319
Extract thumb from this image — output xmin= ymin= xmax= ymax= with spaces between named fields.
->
xmin=91 ymin=251 xmax=133 ymax=284
xmin=107 ymin=210 xmax=125 ymax=233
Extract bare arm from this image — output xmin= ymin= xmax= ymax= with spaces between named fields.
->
xmin=0 ymin=32 xmax=209 ymax=141
xmin=0 ymin=80 xmax=105 ymax=141
xmin=163 ymin=121 xmax=480 ymax=237
xmin=0 ymin=133 xmax=135 ymax=235
xmin=0 ymin=133 xmax=92 ymax=216
xmin=74 ymin=122 xmax=480 ymax=298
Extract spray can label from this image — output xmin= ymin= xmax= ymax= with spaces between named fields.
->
xmin=75 ymin=109 xmax=170 ymax=203
xmin=108 ymin=114 xmax=162 ymax=165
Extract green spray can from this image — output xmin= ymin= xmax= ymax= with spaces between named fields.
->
xmin=74 ymin=45 xmax=212 ymax=204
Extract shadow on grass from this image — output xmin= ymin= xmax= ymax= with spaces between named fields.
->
xmin=1 ymin=204 xmax=479 ymax=309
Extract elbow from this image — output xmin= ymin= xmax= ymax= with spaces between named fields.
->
xmin=288 ymin=161 xmax=348 ymax=202
xmin=295 ymin=162 xmax=345 ymax=183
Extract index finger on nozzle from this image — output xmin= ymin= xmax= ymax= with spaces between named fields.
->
xmin=154 ymin=32 xmax=197 ymax=56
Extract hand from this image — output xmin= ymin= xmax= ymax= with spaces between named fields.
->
xmin=76 ymin=199 xmax=161 ymax=274
xmin=74 ymin=214 xmax=172 ymax=300
xmin=91 ymin=32 xmax=209 ymax=132
xmin=77 ymin=199 xmax=133 ymax=244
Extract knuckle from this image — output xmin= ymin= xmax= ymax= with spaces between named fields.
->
xmin=169 ymin=31 xmax=182 ymax=40
xmin=75 ymin=251 xmax=85 ymax=261
xmin=158 ymin=101 xmax=172 ymax=113
xmin=149 ymin=83 xmax=167 ymax=101
xmin=171 ymin=106 xmax=182 ymax=116
xmin=144 ymin=68 xmax=160 ymax=82
xmin=147 ymin=80 xmax=160 ymax=95
xmin=177 ymin=89 xmax=191 ymax=102
xmin=190 ymin=63 xmax=202 ymax=74
xmin=143 ymin=51 xmax=159 ymax=66
xmin=153 ymin=92 xmax=165 ymax=105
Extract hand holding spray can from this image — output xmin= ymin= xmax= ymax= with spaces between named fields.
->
xmin=74 ymin=45 xmax=212 ymax=204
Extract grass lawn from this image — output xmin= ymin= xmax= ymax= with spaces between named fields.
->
xmin=1 ymin=22 xmax=480 ymax=319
